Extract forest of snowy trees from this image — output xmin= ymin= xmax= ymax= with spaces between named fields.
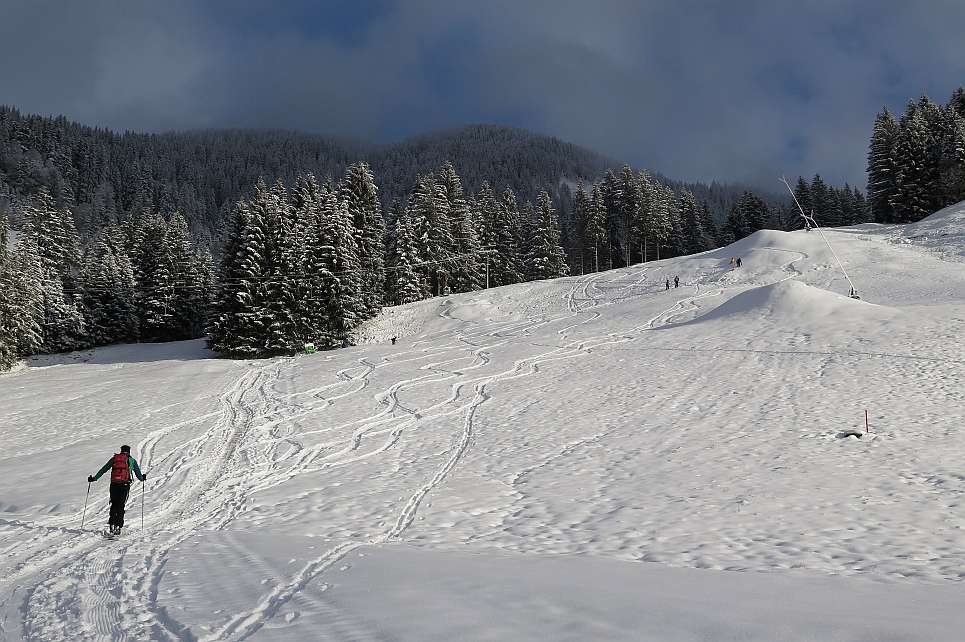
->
xmin=0 ymin=101 xmax=903 ymax=367
xmin=868 ymin=87 xmax=965 ymax=223
xmin=207 ymin=161 xmax=568 ymax=357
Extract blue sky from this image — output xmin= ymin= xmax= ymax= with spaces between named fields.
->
xmin=1 ymin=0 xmax=963 ymax=192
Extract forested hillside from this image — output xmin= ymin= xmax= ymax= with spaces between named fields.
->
xmin=0 ymin=108 xmax=788 ymax=243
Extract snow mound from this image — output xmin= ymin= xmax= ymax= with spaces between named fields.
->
xmin=693 ymin=279 xmax=899 ymax=327
xmin=708 ymin=229 xmax=813 ymax=258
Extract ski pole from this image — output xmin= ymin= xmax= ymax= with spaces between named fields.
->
xmin=81 ymin=481 xmax=91 ymax=529
xmin=141 ymin=478 xmax=145 ymax=531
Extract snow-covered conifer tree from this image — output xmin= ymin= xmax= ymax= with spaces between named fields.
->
xmin=524 ymin=190 xmax=569 ymax=280
xmin=616 ymin=165 xmax=639 ymax=265
xmin=384 ymin=198 xmax=425 ymax=304
xmin=82 ymin=222 xmax=138 ymax=346
xmin=1 ymin=223 xmax=44 ymax=363
xmin=867 ymin=107 xmax=901 ymax=223
xmin=314 ymin=178 xmax=363 ymax=345
xmin=0 ymin=217 xmax=16 ymax=368
xmin=571 ymin=180 xmax=591 ymax=274
xmin=650 ymin=186 xmax=675 ymax=261
xmin=585 ymin=183 xmax=607 ymax=272
xmin=497 ymin=186 xmax=525 ymax=286
xmin=206 ymin=199 xmax=252 ymax=356
xmin=131 ymin=211 xmax=171 ymax=341
xmin=437 ymin=161 xmax=480 ymax=292
xmin=632 ymin=172 xmax=656 ymax=263
xmin=341 ymin=162 xmax=385 ymax=317
xmin=473 ymin=182 xmax=499 ymax=285
xmin=260 ymin=180 xmax=301 ymax=355
xmin=890 ymin=104 xmax=934 ymax=223
xmin=679 ymin=190 xmax=708 ymax=256
xmin=20 ymin=189 xmax=86 ymax=352
xmin=407 ymin=172 xmax=453 ymax=296
xmin=213 ymin=179 xmax=275 ymax=356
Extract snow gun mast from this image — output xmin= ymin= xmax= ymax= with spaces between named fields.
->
xmin=779 ymin=177 xmax=860 ymax=300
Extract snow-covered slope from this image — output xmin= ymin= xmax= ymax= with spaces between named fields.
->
xmin=3 ymin=202 xmax=965 ymax=641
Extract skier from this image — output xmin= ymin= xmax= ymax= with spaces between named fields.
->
xmin=665 ymin=278 xmax=670 ymax=290
xmin=88 ymin=445 xmax=146 ymax=536
xmin=736 ymin=257 xmax=742 ymax=267
xmin=391 ymin=336 xmax=397 ymax=345
xmin=674 ymin=276 xmax=680 ymax=288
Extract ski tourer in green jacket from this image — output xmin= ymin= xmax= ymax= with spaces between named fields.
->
xmin=87 ymin=444 xmax=146 ymax=535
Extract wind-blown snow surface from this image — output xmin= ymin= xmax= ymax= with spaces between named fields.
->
xmin=4 ymin=203 xmax=965 ymax=641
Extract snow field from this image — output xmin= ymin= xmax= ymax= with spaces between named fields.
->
xmin=3 ymin=202 xmax=965 ymax=639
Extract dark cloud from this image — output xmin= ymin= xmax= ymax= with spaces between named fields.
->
xmin=1 ymin=0 xmax=963 ymax=192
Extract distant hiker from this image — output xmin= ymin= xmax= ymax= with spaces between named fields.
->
xmin=736 ymin=257 xmax=742 ymax=267
xmin=88 ymin=445 xmax=146 ymax=536
xmin=674 ymin=276 xmax=680 ymax=288
xmin=730 ymin=258 xmax=734 ymax=265
xmin=391 ymin=336 xmax=397 ymax=345
xmin=665 ymin=278 xmax=670 ymax=290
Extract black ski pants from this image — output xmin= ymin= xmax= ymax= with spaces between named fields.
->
xmin=108 ymin=482 xmax=131 ymax=528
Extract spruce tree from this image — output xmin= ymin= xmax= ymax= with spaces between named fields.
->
xmin=0 ymin=217 xmax=16 ymax=368
xmin=892 ymin=104 xmax=940 ymax=222
xmin=571 ymin=180 xmax=591 ymax=274
xmin=679 ymin=190 xmax=708 ymax=255
xmin=524 ymin=190 xmax=569 ymax=280
xmin=437 ymin=161 xmax=480 ymax=292
xmin=867 ymin=107 xmax=901 ymax=223
xmin=739 ymin=190 xmax=770 ymax=233
xmin=82 ymin=222 xmax=138 ymax=346
xmin=206 ymin=199 xmax=253 ymax=356
xmin=407 ymin=172 xmax=453 ymax=296
xmin=20 ymin=189 xmax=86 ymax=352
xmin=384 ymin=198 xmax=425 ymax=304
xmin=234 ymin=196 xmax=272 ymax=355
xmin=260 ymin=180 xmax=300 ymax=354
xmin=4 ymin=224 xmax=44 ymax=361
xmin=809 ymin=176 xmax=830 ymax=226
xmin=697 ymin=201 xmax=719 ymax=249
xmin=165 ymin=212 xmax=210 ymax=341
xmin=722 ymin=201 xmax=748 ymax=245
xmin=315 ymin=178 xmax=363 ymax=344
xmin=652 ymin=186 xmax=676 ymax=260
xmin=616 ymin=164 xmax=639 ymax=265
xmin=341 ymin=162 xmax=385 ymax=317
xmin=585 ymin=183 xmax=607 ymax=272
xmin=497 ymin=186 xmax=525 ymax=286
xmin=473 ymin=182 xmax=499 ymax=285
xmin=632 ymin=172 xmax=656 ymax=263
xmin=131 ymin=211 xmax=171 ymax=342
xmin=292 ymin=173 xmax=325 ymax=339
xmin=599 ymin=169 xmax=623 ymax=268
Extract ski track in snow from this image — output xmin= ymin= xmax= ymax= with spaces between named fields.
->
xmin=186 ymin=265 xmax=664 ymax=639
xmin=6 ymin=234 xmax=965 ymax=640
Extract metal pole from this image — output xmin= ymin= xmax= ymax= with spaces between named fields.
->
xmin=81 ymin=481 xmax=91 ymax=529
